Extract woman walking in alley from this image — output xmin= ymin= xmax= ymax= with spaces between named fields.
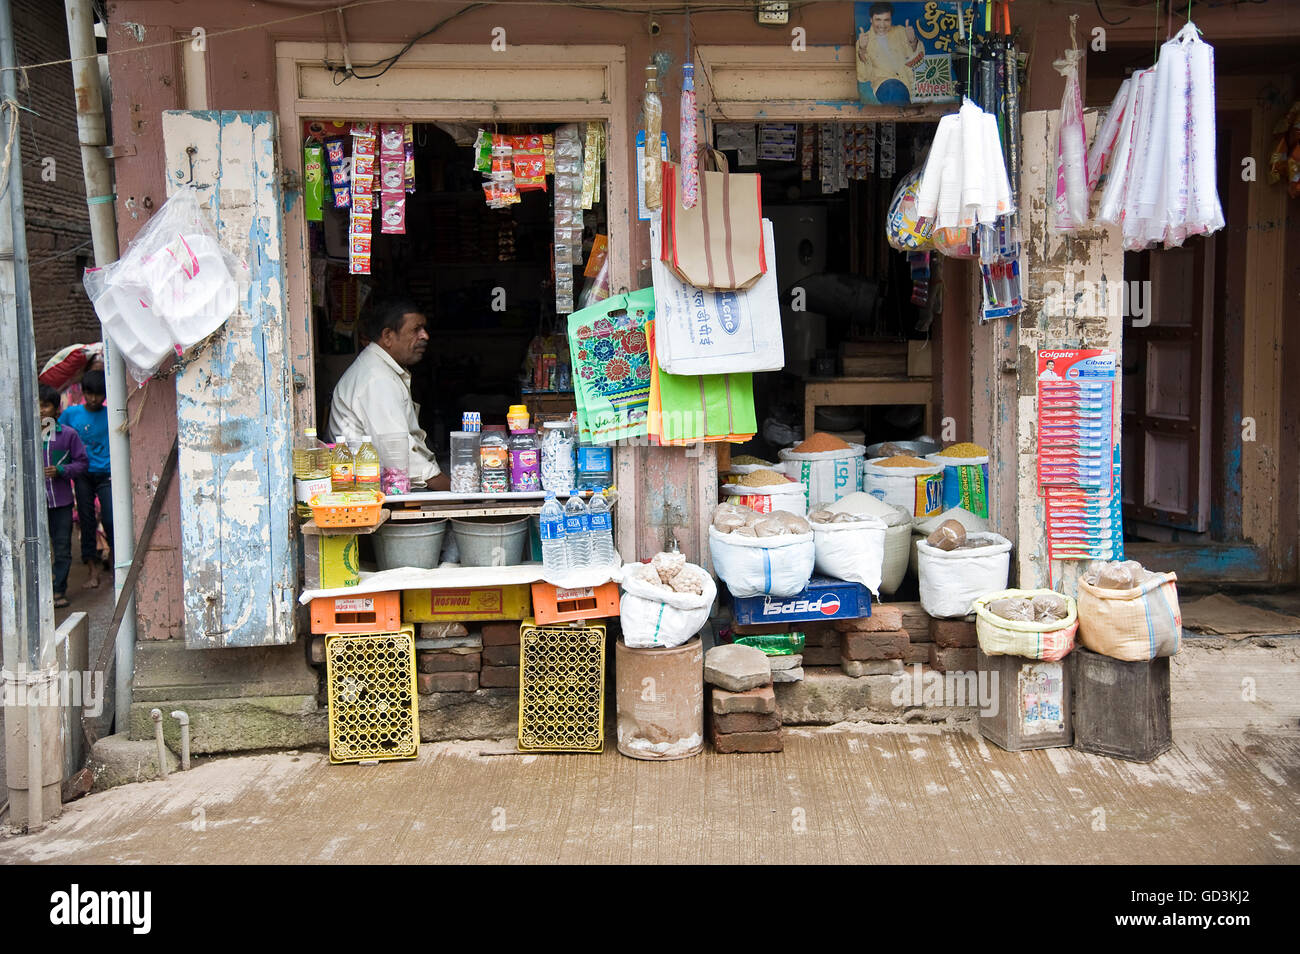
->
xmin=41 ymin=385 xmax=88 ymax=608
xmin=59 ymin=368 xmax=113 ymax=588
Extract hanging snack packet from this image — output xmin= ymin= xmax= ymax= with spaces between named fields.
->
xmin=581 ymin=122 xmax=601 ymax=209
xmin=403 ymin=123 xmax=415 ymax=192
xmin=381 ymin=194 xmax=406 ymax=234
xmin=325 ymin=138 xmax=351 ymax=208
xmin=380 ymin=122 xmax=404 ymax=159
xmin=303 ymin=141 xmax=324 ymax=222
xmin=473 ymin=129 xmax=492 ymax=174
xmin=380 ymin=158 xmax=405 ymax=192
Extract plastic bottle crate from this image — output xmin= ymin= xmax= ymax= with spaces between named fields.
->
xmin=518 ymin=619 xmax=606 ymax=753
xmin=311 ymin=590 xmax=402 ymax=635
xmin=326 ymin=627 xmax=419 ymax=764
xmin=530 ymin=581 xmax=621 ymax=624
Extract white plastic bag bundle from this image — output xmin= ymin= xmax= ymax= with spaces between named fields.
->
xmin=620 ymin=562 xmax=717 ymax=649
xmin=83 ymin=187 xmax=245 ymax=381
xmin=916 ymin=532 xmax=1012 ymax=619
xmin=1052 ymin=46 xmax=1088 ymax=231
xmin=811 ymin=514 xmax=887 ymax=596
xmin=708 ymin=525 xmax=814 ymax=599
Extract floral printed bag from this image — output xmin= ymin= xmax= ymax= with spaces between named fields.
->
xmin=567 ymin=288 xmax=655 ymax=444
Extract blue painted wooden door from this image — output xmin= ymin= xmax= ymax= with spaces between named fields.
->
xmin=161 ymin=110 xmax=295 ymax=648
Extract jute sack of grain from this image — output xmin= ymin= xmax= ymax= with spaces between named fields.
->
xmin=1076 ymin=572 xmax=1182 ymax=661
xmin=973 ymin=588 xmax=1078 ymax=661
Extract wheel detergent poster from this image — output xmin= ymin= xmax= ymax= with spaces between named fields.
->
xmin=854 ymin=2 xmax=968 ymax=106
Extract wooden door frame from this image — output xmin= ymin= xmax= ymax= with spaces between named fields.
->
xmin=274 ymin=41 xmax=631 ymax=436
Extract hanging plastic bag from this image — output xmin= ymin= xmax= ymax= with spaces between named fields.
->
xmin=83 ymin=187 xmax=245 ymax=382
xmin=1052 ymin=28 xmax=1088 ymax=231
xmin=885 ymin=167 xmax=933 ymax=251
xmin=1087 ymin=76 xmax=1131 ymax=193
xmin=679 ymin=61 xmax=699 ymax=209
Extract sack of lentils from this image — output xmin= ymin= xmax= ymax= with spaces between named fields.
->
xmin=778 ymin=432 xmax=866 ymax=511
xmin=926 ymin=442 xmax=990 ymax=518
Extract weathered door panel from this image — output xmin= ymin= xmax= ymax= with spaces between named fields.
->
xmin=1121 ymin=242 xmax=1213 ymax=532
xmin=161 ymin=110 xmax=295 ymax=648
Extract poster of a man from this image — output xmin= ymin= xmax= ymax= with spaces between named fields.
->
xmin=854 ymin=2 xmax=963 ymax=107
xmin=856 ymin=2 xmax=925 ymax=104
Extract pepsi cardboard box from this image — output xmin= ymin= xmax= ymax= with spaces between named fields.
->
xmin=732 ymin=576 xmax=872 ymax=626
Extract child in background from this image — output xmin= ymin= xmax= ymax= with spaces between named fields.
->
xmin=60 ymin=369 xmax=113 ymax=588
xmin=41 ymin=385 xmax=88 ymax=608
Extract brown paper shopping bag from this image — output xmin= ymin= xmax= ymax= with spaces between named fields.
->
xmin=662 ymin=147 xmax=766 ymax=291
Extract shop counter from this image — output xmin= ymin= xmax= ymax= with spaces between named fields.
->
xmin=298 ymin=560 xmax=624 ymax=604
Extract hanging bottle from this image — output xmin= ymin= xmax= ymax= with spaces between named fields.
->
xmin=642 ymin=64 xmax=663 ymax=210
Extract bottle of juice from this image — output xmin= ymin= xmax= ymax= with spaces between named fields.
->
xmin=353 ymin=435 xmax=380 ymax=493
xmin=330 ymin=438 xmax=355 ymax=491
xmin=293 ymin=426 xmax=331 ymax=520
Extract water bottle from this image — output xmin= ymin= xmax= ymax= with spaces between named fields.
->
xmin=540 ymin=493 xmax=567 ymax=573
xmin=587 ymin=490 xmax=615 ymax=567
xmin=563 ymin=494 xmax=590 ymax=569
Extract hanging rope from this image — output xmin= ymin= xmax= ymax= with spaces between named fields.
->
xmin=0 ymin=98 xmax=20 ymax=203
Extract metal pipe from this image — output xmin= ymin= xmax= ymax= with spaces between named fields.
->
xmin=0 ymin=0 xmax=55 ymax=831
xmin=170 ymin=710 xmax=190 ymax=770
xmin=65 ymin=0 xmax=137 ymax=730
xmin=150 ymin=708 xmax=167 ymax=778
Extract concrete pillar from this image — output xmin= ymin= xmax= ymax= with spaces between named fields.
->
xmin=4 ymin=666 xmax=64 ymax=827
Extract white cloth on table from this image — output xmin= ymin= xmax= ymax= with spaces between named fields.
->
xmin=327 ymin=342 xmax=440 ymax=484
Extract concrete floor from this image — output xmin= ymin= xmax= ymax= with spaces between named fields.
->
xmin=1 ymin=638 xmax=1296 ymax=864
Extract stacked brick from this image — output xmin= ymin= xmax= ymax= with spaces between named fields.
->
xmin=417 ymin=623 xmax=482 ymax=693
xmin=927 ymin=617 xmax=978 ymax=672
xmin=479 ymin=622 xmax=521 ymax=689
xmin=834 ymin=605 xmax=908 ymax=677
xmin=705 ymin=644 xmax=783 ymax=753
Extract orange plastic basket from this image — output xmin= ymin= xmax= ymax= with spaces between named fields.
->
xmin=309 ymin=490 xmax=385 ymax=528
xmin=530 ymin=581 xmax=620 ymax=625
xmin=311 ymin=590 xmax=403 ymax=635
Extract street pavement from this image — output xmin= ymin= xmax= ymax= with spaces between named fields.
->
xmin=0 ymin=637 xmax=1296 ymax=864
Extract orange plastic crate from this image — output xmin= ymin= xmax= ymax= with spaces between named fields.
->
xmin=311 ymin=590 xmax=403 ymax=634
xmin=530 ymin=581 xmax=620 ymax=625
xmin=309 ymin=491 xmax=385 ymax=528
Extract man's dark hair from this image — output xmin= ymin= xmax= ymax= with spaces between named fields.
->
xmin=364 ymin=298 xmax=423 ymax=342
xmin=39 ymin=384 xmax=61 ymax=407
xmin=869 ymin=2 xmax=893 ymax=17
xmin=81 ymin=369 xmax=106 ymax=397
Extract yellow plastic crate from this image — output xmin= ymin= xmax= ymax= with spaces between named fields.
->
xmin=517 ymin=619 xmax=605 ymax=753
xmin=326 ymin=627 xmax=419 ymax=764
xmin=402 ymin=584 xmax=532 ymax=622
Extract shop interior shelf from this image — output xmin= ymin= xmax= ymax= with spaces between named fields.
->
xmin=385 ymin=490 xmax=607 ymax=521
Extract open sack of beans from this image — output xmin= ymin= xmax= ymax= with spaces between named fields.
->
xmin=1077 ymin=560 xmax=1182 ymax=660
xmin=807 ymin=508 xmax=887 ymax=597
xmin=778 ymin=432 xmax=866 ymax=511
xmin=916 ymin=531 xmax=1013 ymax=618
xmin=972 ymin=588 xmax=1078 ymax=661
xmin=620 ymin=552 xmax=718 ymax=650
xmin=721 ymin=468 xmax=807 ymax=516
xmin=708 ymin=502 xmax=815 ymax=598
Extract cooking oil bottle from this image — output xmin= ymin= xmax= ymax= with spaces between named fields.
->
xmin=293 ymin=426 xmax=331 ymax=519
xmin=353 ymin=435 xmax=381 ymax=494
xmin=330 ymin=438 xmax=355 ymax=491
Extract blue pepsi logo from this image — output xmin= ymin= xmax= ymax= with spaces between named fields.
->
xmin=819 ymin=594 xmax=841 ymax=615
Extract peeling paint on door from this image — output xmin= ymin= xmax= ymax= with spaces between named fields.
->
xmin=162 ymin=110 xmax=295 ymax=649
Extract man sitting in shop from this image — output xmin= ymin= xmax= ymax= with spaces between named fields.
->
xmin=328 ymin=298 xmax=450 ymax=490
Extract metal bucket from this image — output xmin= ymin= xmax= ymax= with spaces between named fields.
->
xmin=615 ymin=637 xmax=704 ymax=760
xmin=450 ymin=515 xmax=530 ymax=567
xmin=865 ymin=438 xmax=941 ymax=459
xmin=373 ymin=519 xmax=447 ymax=570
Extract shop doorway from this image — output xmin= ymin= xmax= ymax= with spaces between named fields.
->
xmin=308 ymin=121 xmax=609 ymax=462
